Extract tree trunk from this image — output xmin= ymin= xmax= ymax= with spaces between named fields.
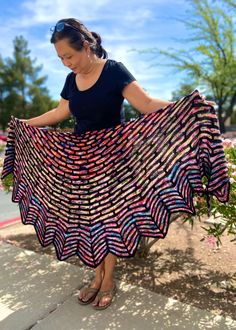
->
xmin=218 ymin=105 xmax=226 ymax=133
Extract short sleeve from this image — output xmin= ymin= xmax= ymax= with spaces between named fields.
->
xmin=115 ymin=62 xmax=136 ymax=92
xmin=60 ymin=72 xmax=73 ymax=100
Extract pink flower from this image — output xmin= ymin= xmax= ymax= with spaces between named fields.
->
xmin=206 ymin=235 xmax=218 ymax=249
xmin=231 ymin=138 xmax=236 ymax=148
xmin=222 ymin=139 xmax=233 ymax=148
xmin=230 ymin=177 xmax=235 ymax=184
xmin=231 ymin=171 xmax=236 ymax=177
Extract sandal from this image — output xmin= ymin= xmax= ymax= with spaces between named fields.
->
xmin=92 ymin=282 xmax=117 ymax=310
xmin=78 ymin=282 xmax=100 ymax=305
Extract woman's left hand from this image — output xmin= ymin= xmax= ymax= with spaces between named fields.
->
xmin=205 ymin=100 xmax=217 ymax=106
xmin=201 ymin=94 xmax=217 ymax=107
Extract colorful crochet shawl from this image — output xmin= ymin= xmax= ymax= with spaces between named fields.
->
xmin=1 ymin=90 xmax=230 ymax=268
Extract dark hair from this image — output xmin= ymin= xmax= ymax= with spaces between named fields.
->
xmin=50 ymin=18 xmax=108 ymax=59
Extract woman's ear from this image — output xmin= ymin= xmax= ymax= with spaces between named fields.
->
xmin=83 ymin=40 xmax=90 ymax=52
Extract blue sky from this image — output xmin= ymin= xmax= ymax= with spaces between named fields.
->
xmin=0 ymin=0 xmax=193 ymax=101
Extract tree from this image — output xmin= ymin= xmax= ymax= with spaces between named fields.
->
xmin=223 ymin=0 xmax=236 ymax=9
xmin=0 ymin=36 xmax=55 ymax=131
xmin=0 ymin=56 xmax=4 ymax=126
xmin=123 ymin=102 xmax=141 ymax=122
xmin=150 ymin=0 xmax=236 ymax=133
xmin=171 ymin=83 xmax=198 ymax=101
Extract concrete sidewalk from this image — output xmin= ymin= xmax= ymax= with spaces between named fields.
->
xmin=0 ymin=233 xmax=235 ymax=329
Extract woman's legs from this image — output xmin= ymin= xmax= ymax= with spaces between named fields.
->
xmin=79 ymin=260 xmax=105 ymax=301
xmin=92 ymin=253 xmax=117 ymax=307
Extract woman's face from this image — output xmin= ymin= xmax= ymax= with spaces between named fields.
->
xmin=54 ymin=38 xmax=90 ymax=74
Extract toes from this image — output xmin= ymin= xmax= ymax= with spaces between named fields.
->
xmin=92 ymin=297 xmax=99 ymax=306
xmin=99 ymin=296 xmax=110 ymax=307
xmin=82 ymin=293 xmax=91 ymax=301
xmin=79 ymin=292 xmax=88 ymax=301
xmin=92 ymin=296 xmax=111 ymax=307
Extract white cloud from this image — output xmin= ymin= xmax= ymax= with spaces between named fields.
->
xmin=19 ymin=0 xmax=111 ymax=26
xmin=122 ymin=8 xmax=153 ymax=26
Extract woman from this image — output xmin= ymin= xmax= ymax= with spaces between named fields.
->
xmin=20 ymin=18 xmax=214 ymax=310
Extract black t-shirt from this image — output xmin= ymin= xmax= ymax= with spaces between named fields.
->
xmin=60 ymin=59 xmax=136 ymax=134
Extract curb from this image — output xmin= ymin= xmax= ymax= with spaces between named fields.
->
xmin=0 ymin=216 xmax=21 ymax=229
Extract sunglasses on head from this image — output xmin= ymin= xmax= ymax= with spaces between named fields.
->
xmin=50 ymin=22 xmax=81 ymax=33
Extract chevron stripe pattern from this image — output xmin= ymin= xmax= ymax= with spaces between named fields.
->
xmin=1 ymin=90 xmax=230 ymax=268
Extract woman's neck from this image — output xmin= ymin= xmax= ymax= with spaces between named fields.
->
xmin=80 ymin=54 xmax=104 ymax=77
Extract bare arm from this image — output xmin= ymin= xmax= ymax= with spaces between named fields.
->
xmin=21 ymin=98 xmax=71 ymax=127
xmin=122 ymin=81 xmax=172 ymax=115
xmin=123 ymin=81 xmax=216 ymax=113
